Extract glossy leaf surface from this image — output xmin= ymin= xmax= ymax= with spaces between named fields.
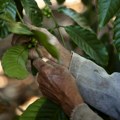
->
xmin=65 ymin=25 xmax=108 ymax=66
xmin=58 ymin=7 xmax=88 ymax=28
xmin=98 ymin=0 xmax=120 ymax=27
xmin=21 ymin=0 xmax=43 ymax=27
xmin=8 ymin=22 xmax=33 ymax=35
xmin=20 ymin=98 xmax=68 ymax=120
xmin=2 ymin=45 xmax=29 ymax=79
xmin=114 ymin=12 xmax=120 ymax=60
xmin=32 ymin=30 xmax=60 ymax=60
xmin=0 ymin=0 xmax=16 ymax=38
xmin=56 ymin=0 xmax=65 ymax=4
xmin=43 ymin=0 xmax=52 ymax=5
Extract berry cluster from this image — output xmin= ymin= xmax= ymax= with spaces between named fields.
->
xmin=28 ymin=39 xmax=38 ymax=49
xmin=42 ymin=5 xmax=52 ymax=18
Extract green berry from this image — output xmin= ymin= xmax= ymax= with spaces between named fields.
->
xmin=48 ymin=9 xmax=51 ymax=13
xmin=34 ymin=40 xmax=38 ymax=44
xmin=31 ymin=39 xmax=36 ymax=43
xmin=34 ymin=42 xmax=38 ymax=46
xmin=44 ymin=6 xmax=49 ymax=10
xmin=47 ymin=14 xmax=51 ymax=18
xmin=28 ymin=44 xmax=32 ymax=49
xmin=43 ymin=11 xmax=47 ymax=16
xmin=42 ymin=5 xmax=52 ymax=17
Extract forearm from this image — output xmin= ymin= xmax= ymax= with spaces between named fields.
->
xmin=69 ymin=52 xmax=120 ymax=119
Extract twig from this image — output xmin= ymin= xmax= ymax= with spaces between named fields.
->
xmin=16 ymin=9 xmax=24 ymax=23
xmin=51 ymin=13 xmax=66 ymax=47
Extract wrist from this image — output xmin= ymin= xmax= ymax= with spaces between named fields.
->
xmin=61 ymin=91 xmax=84 ymax=116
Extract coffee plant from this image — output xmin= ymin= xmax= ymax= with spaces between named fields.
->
xmin=0 ymin=0 xmax=120 ymax=119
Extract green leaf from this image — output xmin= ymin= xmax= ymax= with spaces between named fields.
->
xmin=114 ymin=11 xmax=120 ymax=60
xmin=32 ymin=30 xmax=60 ymax=60
xmin=58 ymin=7 xmax=89 ymax=29
xmin=65 ymin=25 xmax=108 ymax=66
xmin=14 ymin=0 xmax=23 ymax=21
xmin=21 ymin=0 xmax=43 ymax=27
xmin=14 ymin=115 xmax=20 ymax=120
xmin=7 ymin=22 xmax=33 ymax=35
xmin=43 ymin=0 xmax=52 ymax=5
xmin=0 ymin=0 xmax=16 ymax=38
xmin=2 ymin=45 xmax=29 ymax=79
xmin=45 ymin=43 xmax=60 ymax=60
xmin=56 ymin=0 xmax=65 ymax=4
xmin=0 ymin=0 xmax=16 ymax=19
xmin=0 ymin=11 xmax=14 ymax=22
xmin=0 ymin=14 xmax=33 ymax=35
xmin=81 ymin=0 xmax=92 ymax=6
xmin=20 ymin=97 xmax=68 ymax=120
xmin=98 ymin=0 xmax=120 ymax=27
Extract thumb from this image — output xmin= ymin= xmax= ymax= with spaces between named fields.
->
xmin=33 ymin=58 xmax=53 ymax=72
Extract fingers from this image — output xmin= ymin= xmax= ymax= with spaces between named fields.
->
xmin=33 ymin=58 xmax=54 ymax=73
xmin=29 ymin=48 xmax=39 ymax=60
xmin=33 ymin=59 xmax=47 ymax=71
xmin=27 ymin=24 xmax=61 ymax=46
xmin=12 ymin=34 xmax=31 ymax=45
xmin=33 ymin=57 xmax=66 ymax=80
xmin=33 ymin=56 xmax=61 ymax=71
xmin=47 ymin=60 xmax=65 ymax=69
xmin=47 ymin=60 xmax=59 ymax=67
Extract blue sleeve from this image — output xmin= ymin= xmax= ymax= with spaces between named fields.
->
xmin=69 ymin=52 xmax=120 ymax=120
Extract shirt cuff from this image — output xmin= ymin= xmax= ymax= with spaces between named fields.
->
xmin=70 ymin=103 xmax=103 ymax=120
xmin=69 ymin=52 xmax=87 ymax=77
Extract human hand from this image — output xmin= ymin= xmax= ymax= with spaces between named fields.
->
xmin=12 ymin=25 xmax=72 ymax=68
xmin=28 ymin=25 xmax=72 ymax=68
xmin=33 ymin=59 xmax=83 ymax=116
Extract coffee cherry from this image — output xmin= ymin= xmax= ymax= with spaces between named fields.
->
xmin=28 ymin=44 xmax=32 ymax=49
xmin=42 ymin=5 xmax=52 ymax=18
